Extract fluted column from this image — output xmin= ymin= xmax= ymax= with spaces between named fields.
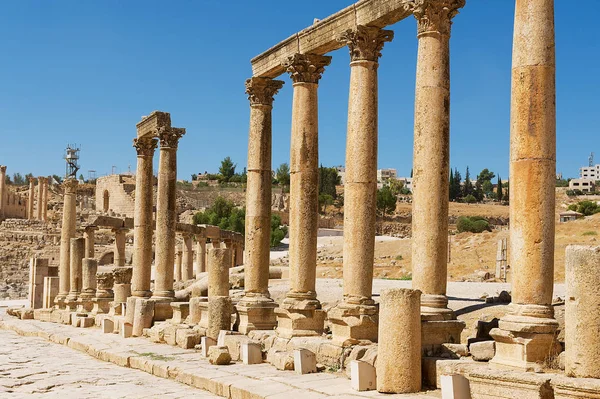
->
xmin=182 ymin=234 xmax=193 ymax=281
xmin=490 ymin=0 xmax=559 ymax=371
xmin=195 ymin=235 xmax=207 ymax=275
xmin=42 ymin=177 xmax=49 ymax=221
xmin=0 ymin=166 xmax=6 ymax=219
xmin=275 ymin=53 xmax=331 ymax=338
xmin=132 ymin=136 xmax=158 ymax=298
xmin=329 ymin=26 xmax=393 ymax=344
xmin=55 ymin=179 xmax=78 ymax=307
xmin=408 ymin=0 xmax=464 ymax=320
xmin=152 ymin=127 xmax=185 ymax=299
xmin=28 ymin=178 xmax=35 ymax=220
xmin=36 ymin=177 xmax=45 ymax=220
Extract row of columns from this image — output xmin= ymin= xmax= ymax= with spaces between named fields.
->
xmin=0 ymin=166 xmax=6 ymax=219
xmin=27 ymin=177 xmax=49 ymax=221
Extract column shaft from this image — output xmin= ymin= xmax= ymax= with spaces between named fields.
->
xmin=195 ymin=238 xmax=206 ymax=274
xmin=55 ymin=179 xmax=78 ymax=306
xmin=132 ymin=137 xmax=157 ymax=297
xmin=28 ymin=178 xmax=35 ymax=220
xmin=42 ymin=179 xmax=48 ymax=221
xmin=114 ymin=228 xmax=127 ymax=267
xmin=67 ymin=237 xmax=85 ymax=301
xmin=36 ymin=177 xmax=43 ymax=220
xmin=83 ymin=227 xmax=96 ymax=259
xmin=0 ymin=166 xmax=6 ymax=219
xmin=182 ymin=235 xmax=193 ymax=281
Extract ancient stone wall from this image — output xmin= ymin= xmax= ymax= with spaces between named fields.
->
xmin=95 ymin=175 xmax=136 ymax=217
xmin=1 ymin=189 xmax=28 ymax=220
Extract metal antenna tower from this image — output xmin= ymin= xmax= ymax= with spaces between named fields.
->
xmin=590 ymin=152 xmax=595 ymax=167
xmin=64 ymin=144 xmax=81 ymax=180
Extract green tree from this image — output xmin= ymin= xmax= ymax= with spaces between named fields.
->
xmin=12 ymin=173 xmax=25 ymax=185
xmin=497 ymin=176 xmax=503 ymax=202
xmin=388 ymin=178 xmax=405 ymax=196
xmin=5 ymin=174 xmax=11 ymax=184
xmin=318 ymin=194 xmax=333 ymax=214
xmin=463 ymin=167 xmax=472 ymax=198
xmin=270 ymin=214 xmax=288 ymax=247
xmin=218 ymin=157 xmax=236 ymax=183
xmin=450 ymin=168 xmax=462 ymax=201
xmin=318 ymin=165 xmax=340 ymax=199
xmin=457 ymin=216 xmax=491 ymax=233
xmin=275 ymin=163 xmax=290 ymax=187
xmin=376 ymin=186 xmax=397 ymax=217
xmin=571 ymin=200 xmax=600 ymax=216
xmin=464 ymin=194 xmax=477 ymax=204
xmin=482 ymin=180 xmax=494 ymax=197
xmin=477 ymin=168 xmax=496 ymax=184
xmin=79 ymin=174 xmax=85 ymax=182
xmin=556 ymin=178 xmax=569 ymax=187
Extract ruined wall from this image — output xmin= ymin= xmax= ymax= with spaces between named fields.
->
xmin=95 ymin=175 xmax=136 ymax=217
xmin=1 ymin=190 xmax=28 ymax=219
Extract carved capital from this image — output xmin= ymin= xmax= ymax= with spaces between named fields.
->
xmin=29 ymin=177 xmax=35 ymax=185
xmin=37 ymin=177 xmax=47 ymax=185
xmin=62 ymin=178 xmax=78 ymax=194
xmin=158 ymin=127 xmax=186 ymax=149
xmin=133 ymin=136 xmax=158 ymax=156
xmin=113 ymin=267 xmax=133 ymax=285
xmin=96 ymin=271 xmax=114 ymax=292
xmin=0 ymin=165 xmax=6 ymax=174
xmin=245 ymin=77 xmax=284 ymax=107
xmin=283 ymin=53 xmax=332 ymax=84
xmin=338 ymin=25 xmax=394 ymax=62
xmin=407 ymin=0 xmax=465 ymax=36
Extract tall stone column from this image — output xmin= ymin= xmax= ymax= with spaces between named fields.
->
xmin=0 ymin=165 xmax=6 ymax=219
xmin=152 ymin=127 xmax=185 ymax=300
xmin=28 ymin=177 xmax=35 ymax=220
xmin=42 ymin=177 xmax=49 ymax=221
xmin=490 ymin=0 xmax=559 ymax=371
xmin=65 ymin=237 xmax=85 ymax=310
xmin=83 ymin=225 xmax=97 ymax=259
xmin=195 ymin=236 xmax=207 ymax=275
xmin=408 ymin=0 xmax=465 ymax=347
xmin=132 ymin=136 xmax=158 ymax=298
xmin=55 ymin=179 xmax=78 ymax=308
xmin=36 ymin=177 xmax=45 ymax=220
xmin=329 ymin=25 xmax=393 ymax=344
xmin=113 ymin=228 xmax=128 ymax=267
xmin=182 ymin=234 xmax=193 ymax=281
xmin=275 ymin=53 xmax=331 ymax=338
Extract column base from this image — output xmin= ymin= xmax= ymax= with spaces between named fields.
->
xmin=54 ymin=295 xmax=67 ymax=309
xmin=76 ymin=298 xmax=94 ymax=313
xmin=328 ymin=302 xmax=378 ymax=346
xmin=275 ymin=296 xmax=325 ymax=338
xmin=421 ymin=294 xmax=455 ymax=321
xmin=131 ymin=290 xmax=153 ymax=298
xmin=236 ymin=295 xmax=278 ymax=334
xmin=64 ymin=297 xmax=79 ymax=312
xmin=421 ymin=319 xmax=465 ymax=349
xmin=91 ymin=298 xmax=112 ymax=314
xmin=489 ymin=304 xmax=560 ymax=372
xmin=149 ymin=297 xmax=174 ymax=321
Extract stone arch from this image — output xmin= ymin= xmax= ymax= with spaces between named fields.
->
xmin=103 ymin=190 xmax=110 ymax=212
xmin=98 ymin=251 xmax=114 ymax=266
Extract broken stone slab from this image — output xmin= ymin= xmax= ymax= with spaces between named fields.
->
xmin=470 ymin=341 xmax=496 ymax=362
xmin=208 ymin=346 xmax=231 ymax=365
xmin=267 ymin=348 xmax=294 ymax=371
xmin=351 ymin=360 xmax=376 ymax=392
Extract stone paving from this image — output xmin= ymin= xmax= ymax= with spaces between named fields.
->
xmin=0 ymin=328 xmax=220 ymax=399
xmin=0 ymin=305 xmax=440 ymax=398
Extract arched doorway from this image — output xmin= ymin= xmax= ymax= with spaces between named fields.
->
xmin=103 ymin=190 xmax=110 ymax=212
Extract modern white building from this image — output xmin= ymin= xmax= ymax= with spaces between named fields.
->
xmin=580 ymin=164 xmax=600 ymax=180
xmin=569 ymin=178 xmax=596 ymax=193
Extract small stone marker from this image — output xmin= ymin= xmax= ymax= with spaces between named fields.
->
xmin=294 ymin=349 xmax=317 ymax=375
xmin=217 ymin=330 xmax=228 ymax=347
xmin=441 ymin=374 xmax=471 ymax=399
xmin=201 ymin=336 xmax=216 ymax=357
xmin=242 ymin=342 xmax=262 ymax=365
xmin=351 ymin=360 xmax=376 ymax=391
xmin=120 ymin=322 xmax=133 ymax=338
xmin=101 ymin=318 xmax=114 ymax=334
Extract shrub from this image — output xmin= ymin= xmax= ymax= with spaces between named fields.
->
xmin=457 ymin=216 xmax=491 ymax=233
xmin=570 ymin=200 xmax=600 ymax=216
xmin=464 ymin=194 xmax=477 ymax=204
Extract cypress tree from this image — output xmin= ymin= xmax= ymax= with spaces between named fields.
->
xmin=497 ymin=175 xmax=503 ymax=202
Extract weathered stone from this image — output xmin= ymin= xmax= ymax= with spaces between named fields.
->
xmin=470 ymin=341 xmax=496 ymax=362
xmin=208 ymin=346 xmax=231 ymax=365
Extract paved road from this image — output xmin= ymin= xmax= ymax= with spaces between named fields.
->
xmin=0 ymin=328 xmax=220 ymax=399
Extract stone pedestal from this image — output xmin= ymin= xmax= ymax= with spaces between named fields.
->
xmin=490 ymin=0 xmax=558 ymax=371
xmin=92 ymin=271 xmax=114 ymax=314
xmin=237 ymin=76 xmax=284 ymax=334
xmin=565 ymin=245 xmax=600 ymax=378
xmin=276 ymin=53 xmax=331 ymax=338
xmin=153 ymin=126 xmax=185 ymax=300
xmin=132 ymin=135 xmax=158 ymax=298
xmin=55 ymin=179 xmax=78 ymax=308
xmin=328 ymin=303 xmax=378 ymax=346
xmin=113 ymin=267 xmax=133 ymax=303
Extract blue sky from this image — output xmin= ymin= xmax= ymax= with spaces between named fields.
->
xmin=0 ymin=1 xmax=597 ymax=181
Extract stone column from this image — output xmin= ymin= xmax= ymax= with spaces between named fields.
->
xmin=92 ymin=271 xmax=114 ymax=314
xmin=274 ymin=53 xmax=331 ymax=338
xmin=132 ymin=136 xmax=158 ymax=298
xmin=329 ymin=25 xmax=393 ymax=344
xmin=42 ymin=177 xmax=49 ymax=221
xmin=208 ymin=248 xmax=232 ymax=340
xmin=79 ymin=258 xmax=98 ymax=312
xmin=113 ymin=267 xmax=133 ymax=304
xmin=195 ymin=236 xmax=207 ymax=275
xmin=83 ymin=225 xmax=97 ymax=259
xmin=174 ymin=244 xmax=183 ymax=282
xmin=28 ymin=177 xmax=35 ymax=220
xmin=55 ymin=179 xmax=78 ymax=308
xmin=113 ymin=228 xmax=128 ymax=267
xmin=407 ymin=1 xmax=465 ymax=347
xmin=65 ymin=237 xmax=85 ymax=309
xmin=0 ymin=165 xmax=6 ymax=219
xmin=238 ymin=75 xmax=285 ymax=331
xmin=490 ymin=0 xmax=558 ymax=371
xmin=182 ymin=234 xmax=194 ymax=281
xmin=153 ymin=128 xmax=185 ymax=300
xmin=377 ymin=289 xmax=422 ymax=394
xmin=36 ymin=177 xmax=45 ymax=220
xmin=212 ymin=239 xmax=221 ymax=249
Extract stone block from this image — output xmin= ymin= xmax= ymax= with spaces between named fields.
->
xmin=351 ymin=360 xmax=376 ymax=392
xmin=208 ymin=346 xmax=231 ymax=365
xmin=176 ymin=328 xmax=201 ymax=349
xmin=120 ymin=322 xmax=132 ymax=338
xmin=170 ymin=302 xmax=190 ymax=324
xmin=441 ymin=343 xmax=469 ymax=359
xmin=189 ymin=296 xmax=207 ymax=324
xmin=441 ymin=374 xmax=471 ymax=399
xmin=132 ymin=298 xmax=154 ymax=337
xmin=294 ymin=349 xmax=317 ymax=375
xmin=79 ymin=316 xmax=95 ymax=328
xmin=201 ymin=336 xmax=216 ymax=358
xmin=470 ymin=341 xmax=496 ymax=362
xmin=267 ymin=349 xmax=294 ymax=371
xmin=242 ymin=342 xmax=263 ymax=365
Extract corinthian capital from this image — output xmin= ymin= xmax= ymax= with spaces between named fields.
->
xmin=158 ymin=127 xmax=186 ymax=149
xmin=0 ymin=165 xmax=6 ymax=174
xmin=133 ymin=136 xmax=158 ymax=156
xmin=283 ymin=53 xmax=332 ymax=84
xmin=407 ymin=0 xmax=465 ymax=36
xmin=63 ymin=178 xmax=78 ymax=194
xmin=245 ymin=77 xmax=285 ymax=107
xmin=338 ymin=25 xmax=394 ymax=62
